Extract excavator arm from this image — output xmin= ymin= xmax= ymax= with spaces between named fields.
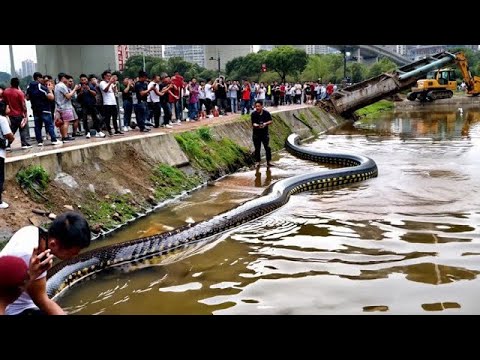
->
xmin=455 ymin=52 xmax=480 ymax=95
xmin=455 ymin=52 xmax=475 ymax=91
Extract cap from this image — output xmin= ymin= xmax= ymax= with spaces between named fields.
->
xmin=0 ymin=256 xmax=28 ymax=288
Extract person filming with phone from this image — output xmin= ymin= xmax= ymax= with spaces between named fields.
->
xmin=251 ymin=100 xmax=273 ymax=167
xmin=0 ymin=212 xmax=91 ymax=315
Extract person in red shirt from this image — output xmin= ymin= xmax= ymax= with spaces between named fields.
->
xmin=171 ymin=71 xmax=184 ymax=122
xmin=241 ymin=80 xmax=251 ymax=115
xmin=326 ymin=82 xmax=335 ymax=100
xmin=3 ymin=78 xmax=31 ymax=149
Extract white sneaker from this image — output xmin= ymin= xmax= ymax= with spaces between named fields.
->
xmin=86 ymin=132 xmax=91 ymax=139
xmin=165 ymin=124 xmax=173 ymax=128
xmin=37 ymin=142 xmax=44 ymax=147
xmin=96 ymin=131 xmax=106 ymax=138
xmin=51 ymin=140 xmax=63 ymax=146
xmin=0 ymin=202 xmax=9 ymax=209
xmin=123 ymin=126 xmax=129 ymax=132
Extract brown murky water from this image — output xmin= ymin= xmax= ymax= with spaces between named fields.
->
xmin=58 ymin=105 xmax=480 ymax=314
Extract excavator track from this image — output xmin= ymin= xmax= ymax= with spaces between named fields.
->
xmin=407 ymin=89 xmax=453 ymax=102
xmin=426 ymin=90 xmax=453 ymax=101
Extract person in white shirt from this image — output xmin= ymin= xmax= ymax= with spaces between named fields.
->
xmin=0 ymin=101 xmax=15 ymax=209
xmin=204 ymin=79 xmax=215 ymax=117
xmin=0 ymin=212 xmax=91 ymax=315
xmin=99 ymin=70 xmax=123 ymax=136
xmin=147 ymin=75 xmax=162 ymax=128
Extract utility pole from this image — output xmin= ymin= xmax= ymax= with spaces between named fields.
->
xmin=209 ymin=51 xmax=221 ymax=77
xmin=9 ymin=45 xmax=16 ymax=77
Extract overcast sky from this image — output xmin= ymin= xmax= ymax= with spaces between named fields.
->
xmin=0 ymin=45 xmax=37 ymax=73
xmin=0 ymin=45 xmax=260 ymax=74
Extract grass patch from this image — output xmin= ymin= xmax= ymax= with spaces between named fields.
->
xmin=151 ymin=164 xmax=202 ymax=200
xmin=82 ymin=193 xmax=141 ymax=229
xmin=269 ymin=114 xmax=293 ymax=152
xmin=16 ymin=165 xmax=50 ymax=202
xmin=240 ymin=114 xmax=251 ymax=122
xmin=307 ymin=107 xmax=322 ymax=121
xmin=354 ymin=100 xmax=394 ymax=118
xmin=296 ymin=112 xmax=312 ymax=128
xmin=175 ymin=127 xmax=252 ymax=172
xmin=81 ymin=164 xmax=202 ymax=230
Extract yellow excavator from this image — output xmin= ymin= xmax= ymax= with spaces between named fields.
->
xmin=407 ymin=52 xmax=480 ymax=102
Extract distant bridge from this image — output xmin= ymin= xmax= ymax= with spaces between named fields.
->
xmin=329 ymin=45 xmax=411 ymax=66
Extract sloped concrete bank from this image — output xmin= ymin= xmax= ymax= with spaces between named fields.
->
xmin=1 ymin=106 xmax=347 ymax=244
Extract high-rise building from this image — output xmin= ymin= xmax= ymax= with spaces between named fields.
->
xmin=21 ymin=59 xmax=36 ymax=77
xmin=204 ymin=45 xmax=254 ymax=71
xmin=17 ymin=68 xmax=23 ymax=78
xmin=127 ymin=45 xmax=163 ymax=58
xmin=396 ymin=45 xmax=407 ymax=55
xmin=305 ymin=45 xmax=337 ymax=55
xmin=164 ymin=45 xmax=205 ymax=67
xmin=258 ymin=45 xmax=275 ymax=51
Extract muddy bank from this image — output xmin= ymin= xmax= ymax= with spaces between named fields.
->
xmin=0 ymin=106 xmax=346 ymax=246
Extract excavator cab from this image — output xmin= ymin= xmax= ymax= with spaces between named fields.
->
xmin=408 ymin=68 xmax=457 ymax=101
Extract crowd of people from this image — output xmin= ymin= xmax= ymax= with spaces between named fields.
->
xmin=0 ymin=70 xmax=337 ymax=149
xmin=0 ymin=68 xmax=338 ymax=314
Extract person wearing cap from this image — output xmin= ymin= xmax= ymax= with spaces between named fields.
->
xmin=0 ymin=212 xmax=91 ymax=315
xmin=0 ymin=248 xmax=53 ymax=315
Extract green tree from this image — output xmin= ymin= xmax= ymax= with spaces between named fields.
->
xmin=265 ymin=46 xmax=308 ymax=83
xmin=300 ymin=54 xmax=343 ymax=83
xmin=197 ymin=69 xmax=218 ymax=82
xmin=259 ymin=71 xmax=281 ymax=83
xmin=225 ymin=52 xmax=268 ymax=81
xmin=449 ymin=47 xmax=480 ymax=80
xmin=20 ymin=75 xmax=33 ymax=90
xmin=0 ymin=72 xmax=11 ymax=84
xmin=166 ymin=57 xmax=193 ymax=77
xmin=122 ymin=55 xmax=163 ymax=79
xmin=348 ymin=62 xmax=368 ymax=83
xmin=367 ymin=57 xmax=397 ymax=78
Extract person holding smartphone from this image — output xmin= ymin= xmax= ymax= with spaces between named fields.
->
xmin=251 ymin=100 xmax=273 ymax=167
xmin=0 ymin=248 xmax=54 ymax=315
xmin=0 ymin=212 xmax=91 ymax=315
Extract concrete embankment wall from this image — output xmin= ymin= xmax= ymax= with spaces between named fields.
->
xmin=0 ymin=105 xmax=347 ymax=242
xmin=5 ymin=106 xmax=345 ymax=181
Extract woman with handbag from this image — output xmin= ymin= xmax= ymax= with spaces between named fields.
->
xmin=0 ymin=101 xmax=15 ymax=209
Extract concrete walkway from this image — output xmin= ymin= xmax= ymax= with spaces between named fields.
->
xmin=6 ymin=104 xmax=313 ymax=163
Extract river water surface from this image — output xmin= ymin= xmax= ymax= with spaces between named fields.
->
xmin=58 ymin=105 xmax=480 ymax=314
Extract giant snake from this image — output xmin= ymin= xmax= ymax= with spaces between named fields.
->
xmin=46 ymin=133 xmax=378 ymax=299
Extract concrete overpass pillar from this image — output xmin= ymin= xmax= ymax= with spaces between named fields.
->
xmin=36 ymin=45 xmax=118 ymax=79
xmin=357 ymin=48 xmax=362 ymax=63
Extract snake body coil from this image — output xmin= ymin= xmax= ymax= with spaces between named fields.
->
xmin=46 ymin=133 xmax=378 ymax=298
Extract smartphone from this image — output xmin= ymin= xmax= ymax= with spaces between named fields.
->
xmin=37 ymin=226 xmax=49 ymax=262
